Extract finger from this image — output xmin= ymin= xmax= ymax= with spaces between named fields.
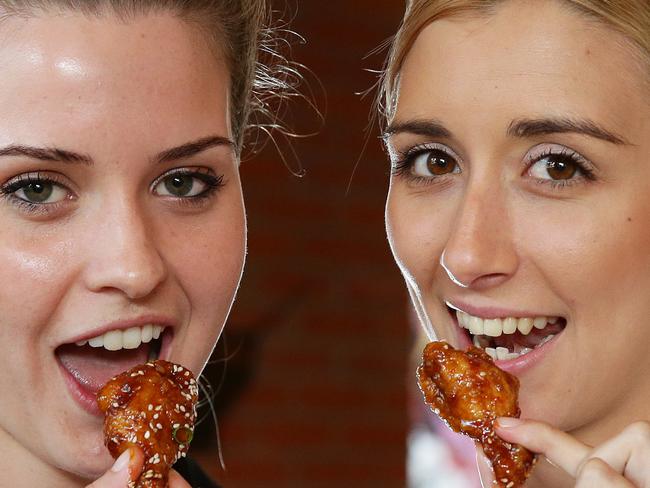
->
xmin=169 ymin=469 xmax=192 ymax=488
xmin=587 ymin=421 xmax=650 ymax=486
xmin=475 ymin=443 xmax=495 ymax=488
xmin=86 ymin=447 xmax=144 ymax=488
xmin=496 ymin=417 xmax=590 ymax=476
xmin=575 ymin=458 xmax=635 ymax=488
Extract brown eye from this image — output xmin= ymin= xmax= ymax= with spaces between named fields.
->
xmin=529 ymin=151 xmax=583 ymax=182
xmin=545 ymin=156 xmax=577 ymax=180
xmin=412 ymin=148 xmax=460 ymax=177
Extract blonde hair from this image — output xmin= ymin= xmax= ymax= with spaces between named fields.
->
xmin=379 ymin=0 xmax=650 ymax=123
xmin=0 ymin=0 xmax=297 ymax=154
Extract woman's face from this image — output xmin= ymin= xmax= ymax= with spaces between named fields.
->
xmin=0 ymin=12 xmax=245 ymax=484
xmin=386 ymin=0 xmax=650 ymax=442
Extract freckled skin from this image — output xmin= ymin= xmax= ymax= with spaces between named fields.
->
xmin=0 ymin=12 xmax=245 ymax=487
xmin=97 ymin=360 xmax=198 ymax=488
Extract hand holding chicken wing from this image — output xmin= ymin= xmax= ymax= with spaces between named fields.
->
xmin=417 ymin=341 xmax=535 ymax=487
xmin=97 ymin=360 xmax=199 ymax=488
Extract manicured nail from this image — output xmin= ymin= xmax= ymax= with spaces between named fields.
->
xmin=110 ymin=448 xmax=131 ymax=473
xmin=496 ymin=417 xmax=522 ymax=428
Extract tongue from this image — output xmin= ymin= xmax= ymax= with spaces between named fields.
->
xmin=57 ymin=344 xmax=150 ymax=394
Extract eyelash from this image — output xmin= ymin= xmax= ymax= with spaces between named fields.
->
xmin=392 ymin=143 xmax=596 ymax=188
xmin=0 ymin=172 xmax=71 ymax=215
xmin=525 ymin=148 xmax=595 ymax=189
xmin=0 ymin=168 xmax=226 ymax=215
xmin=151 ymin=168 xmax=226 ymax=206
xmin=391 ymin=143 xmax=451 ymax=186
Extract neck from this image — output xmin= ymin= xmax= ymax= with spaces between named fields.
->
xmin=0 ymin=427 xmax=86 ymax=488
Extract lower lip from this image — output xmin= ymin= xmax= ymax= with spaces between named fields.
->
xmin=451 ymin=313 xmax=562 ymax=375
xmin=57 ymin=359 xmax=102 ymax=416
xmin=493 ymin=334 xmax=560 ymax=375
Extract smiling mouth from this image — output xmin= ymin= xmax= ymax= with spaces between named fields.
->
xmin=449 ymin=307 xmax=566 ymax=361
xmin=56 ymin=325 xmax=169 ymax=398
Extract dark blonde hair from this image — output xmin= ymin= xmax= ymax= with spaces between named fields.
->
xmin=0 ymin=0 xmax=291 ymax=154
xmin=379 ymin=0 xmax=650 ymax=123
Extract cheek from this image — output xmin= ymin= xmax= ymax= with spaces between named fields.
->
xmin=516 ymin=194 xmax=650 ymax=315
xmin=386 ymin=184 xmax=451 ymax=283
xmin=163 ymin=189 xmax=245 ymax=331
xmin=0 ymin=240 xmax=74 ymax=342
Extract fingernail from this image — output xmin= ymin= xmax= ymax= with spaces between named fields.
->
xmin=110 ymin=448 xmax=131 ymax=473
xmin=496 ymin=417 xmax=522 ymax=428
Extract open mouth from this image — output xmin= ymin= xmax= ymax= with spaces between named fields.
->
xmin=56 ymin=325 xmax=171 ymax=399
xmin=448 ymin=306 xmax=566 ymax=361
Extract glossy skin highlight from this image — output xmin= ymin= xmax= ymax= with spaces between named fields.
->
xmin=0 ymin=13 xmax=245 ymax=487
xmin=384 ymin=1 xmax=650 ymax=486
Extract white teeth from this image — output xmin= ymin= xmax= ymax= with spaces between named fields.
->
xmin=469 ymin=315 xmax=484 ymax=335
xmin=141 ymin=324 xmax=153 ymax=343
xmin=457 ymin=310 xmax=562 ymax=361
xmin=517 ymin=317 xmax=534 ymax=335
xmin=533 ymin=317 xmax=547 ymax=329
xmin=495 ymin=346 xmax=509 ymax=360
xmin=152 ymin=325 xmax=162 ymax=340
xmin=484 ymin=319 xmax=502 ymax=337
xmin=103 ymin=330 xmax=123 ymax=351
xmin=122 ymin=327 xmax=143 ymax=350
xmin=456 ymin=310 xmax=559 ymax=336
xmin=502 ymin=317 xmax=517 ymax=334
xmin=77 ymin=325 xmax=165 ymax=352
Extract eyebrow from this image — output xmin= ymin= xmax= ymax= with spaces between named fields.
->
xmin=384 ymin=117 xmax=629 ymax=145
xmin=383 ymin=119 xmax=452 ymax=140
xmin=154 ymin=135 xmax=235 ymax=164
xmin=507 ymin=117 xmax=628 ymax=145
xmin=0 ymin=145 xmax=93 ymax=164
xmin=0 ymin=135 xmax=235 ymax=166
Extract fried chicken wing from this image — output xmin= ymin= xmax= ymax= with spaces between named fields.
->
xmin=417 ymin=341 xmax=535 ymax=488
xmin=97 ymin=360 xmax=199 ymax=488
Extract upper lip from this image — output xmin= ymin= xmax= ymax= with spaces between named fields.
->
xmin=446 ymin=300 xmax=561 ymax=320
xmin=61 ymin=314 xmax=178 ymax=345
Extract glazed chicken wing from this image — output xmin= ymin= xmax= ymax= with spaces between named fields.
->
xmin=97 ymin=360 xmax=199 ymax=488
xmin=417 ymin=341 xmax=535 ymax=488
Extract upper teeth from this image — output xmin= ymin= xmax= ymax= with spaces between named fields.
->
xmin=456 ymin=311 xmax=558 ymax=336
xmin=75 ymin=325 xmax=164 ymax=351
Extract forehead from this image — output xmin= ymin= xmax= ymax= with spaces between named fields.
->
xmin=0 ymin=12 xmax=230 ymax=151
xmin=394 ymin=1 xmax=648 ymax=140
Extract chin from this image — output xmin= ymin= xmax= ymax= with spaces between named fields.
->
xmin=53 ymin=429 xmax=114 ymax=481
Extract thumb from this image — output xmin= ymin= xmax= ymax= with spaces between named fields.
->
xmin=86 ymin=447 xmax=144 ymax=488
xmin=476 ymin=444 xmax=495 ymax=488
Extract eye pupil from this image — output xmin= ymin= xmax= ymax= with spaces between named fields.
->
xmin=165 ymin=175 xmax=193 ymax=196
xmin=24 ymin=181 xmax=53 ymax=202
xmin=427 ymin=150 xmax=456 ymax=175
xmin=547 ymin=157 xmax=577 ymax=180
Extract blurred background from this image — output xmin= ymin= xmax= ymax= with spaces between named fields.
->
xmin=190 ymin=1 xmax=480 ymax=486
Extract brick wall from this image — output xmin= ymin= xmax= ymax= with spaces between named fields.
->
xmin=193 ymin=2 xmax=410 ymax=486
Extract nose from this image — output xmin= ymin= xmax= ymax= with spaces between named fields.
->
xmin=83 ymin=199 xmax=167 ymax=300
xmin=440 ymin=181 xmax=518 ymax=290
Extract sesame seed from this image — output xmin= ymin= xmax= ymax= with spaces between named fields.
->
xmin=144 ymin=431 xmax=151 ymax=439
